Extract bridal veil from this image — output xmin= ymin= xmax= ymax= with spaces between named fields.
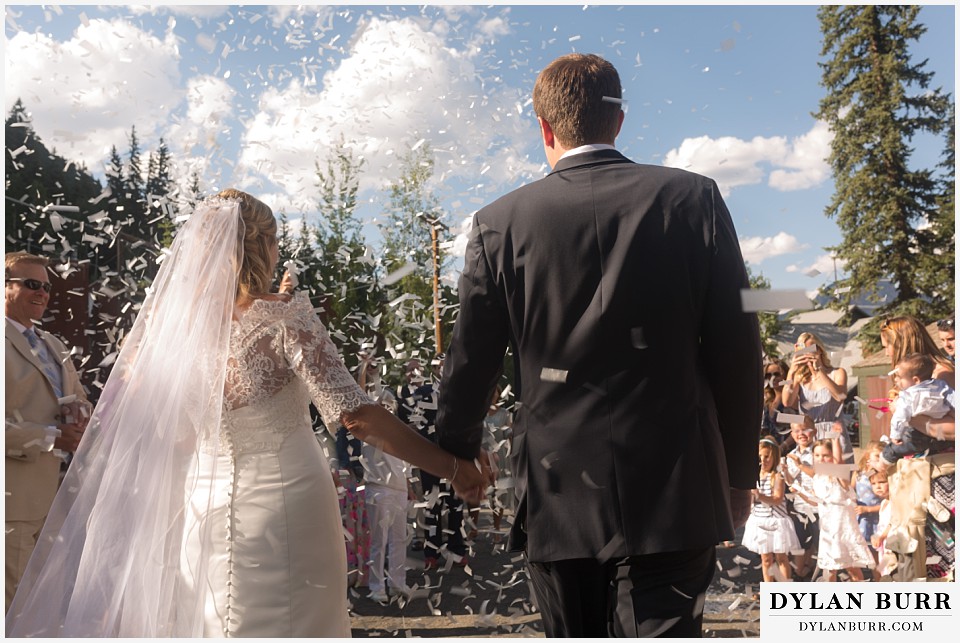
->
xmin=7 ymin=198 xmax=243 ymax=636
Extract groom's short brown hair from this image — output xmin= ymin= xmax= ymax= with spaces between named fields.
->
xmin=533 ymin=53 xmax=622 ymax=149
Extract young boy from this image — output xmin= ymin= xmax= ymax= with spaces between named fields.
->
xmin=781 ymin=422 xmax=819 ymax=579
xmin=880 ymin=353 xmax=955 ymax=466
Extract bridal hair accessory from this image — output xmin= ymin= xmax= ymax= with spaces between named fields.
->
xmin=7 ymin=197 xmax=244 ymax=636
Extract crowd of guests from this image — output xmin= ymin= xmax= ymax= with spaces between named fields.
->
xmin=742 ymin=315 xmax=956 ymax=586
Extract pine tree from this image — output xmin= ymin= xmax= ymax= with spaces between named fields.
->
xmin=913 ymin=103 xmax=955 ymax=314
xmin=105 ymin=145 xmax=125 ymax=204
xmin=379 ymin=143 xmax=452 ymax=364
xmin=5 ymin=99 xmax=102 ymax=258
xmin=816 ymin=5 xmax=952 ymax=324
xmin=308 ymin=142 xmax=383 ymax=369
xmin=147 ymin=139 xmax=177 ymax=252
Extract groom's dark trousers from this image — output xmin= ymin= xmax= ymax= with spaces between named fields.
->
xmin=527 ymin=547 xmax=716 ymax=637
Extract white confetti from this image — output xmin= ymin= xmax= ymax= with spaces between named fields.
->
xmin=383 ymin=262 xmax=417 ymax=286
xmin=540 ymin=367 xmax=568 ymax=383
xmin=740 ymin=289 xmax=813 ymax=313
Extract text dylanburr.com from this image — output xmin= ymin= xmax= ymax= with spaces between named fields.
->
xmin=761 ymin=582 xmax=956 ymax=639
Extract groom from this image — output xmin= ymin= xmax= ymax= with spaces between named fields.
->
xmin=436 ymin=53 xmax=761 ymax=637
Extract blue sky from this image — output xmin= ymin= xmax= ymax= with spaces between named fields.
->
xmin=4 ymin=3 xmax=955 ymax=295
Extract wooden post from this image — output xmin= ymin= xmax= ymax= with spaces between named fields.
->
xmin=430 ymin=222 xmax=442 ymax=355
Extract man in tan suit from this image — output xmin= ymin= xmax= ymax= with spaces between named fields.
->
xmin=5 ymin=251 xmax=89 ymax=610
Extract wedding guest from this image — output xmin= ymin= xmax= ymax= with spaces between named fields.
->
xmin=789 ymin=437 xmax=875 ymax=582
xmin=362 ymin=389 xmax=413 ymax=603
xmin=5 ymin=251 xmax=89 ymax=610
xmin=761 ymin=357 xmax=795 ymax=450
xmin=435 ymin=53 xmax=761 ymax=637
xmin=880 ymin=353 xmax=955 ymax=465
xmin=741 ymin=438 xmax=799 ymax=584
xmin=880 ymin=315 xmax=955 ymax=440
xmin=880 ymin=315 xmax=955 ymax=387
xmin=937 ymin=316 xmax=955 ymax=362
xmin=781 ymin=422 xmax=818 ymax=579
xmin=782 ymin=331 xmax=853 ymax=462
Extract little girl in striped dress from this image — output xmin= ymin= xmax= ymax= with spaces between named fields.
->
xmin=742 ymin=437 xmax=801 ymax=582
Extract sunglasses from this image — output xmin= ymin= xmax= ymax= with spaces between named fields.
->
xmin=937 ymin=318 xmax=955 ymax=331
xmin=765 ymin=370 xmax=784 ymax=377
xmin=5 ymin=278 xmax=52 ymax=293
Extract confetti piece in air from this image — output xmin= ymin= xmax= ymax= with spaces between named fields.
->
xmin=740 ymin=289 xmax=812 ymax=313
xmin=630 ymin=327 xmax=648 ymax=349
xmin=581 ymin=470 xmax=603 ymax=489
xmin=540 ymin=367 xmax=568 ymax=383
xmin=43 ymin=204 xmax=80 ymax=213
xmin=815 ymin=463 xmax=856 ymax=477
xmin=540 ymin=452 xmax=559 ymax=470
xmin=776 ymin=412 xmax=805 ymax=424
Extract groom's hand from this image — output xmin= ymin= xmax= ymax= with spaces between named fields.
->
xmin=451 ymin=456 xmax=486 ymax=506
xmin=730 ymin=487 xmax=752 ymax=531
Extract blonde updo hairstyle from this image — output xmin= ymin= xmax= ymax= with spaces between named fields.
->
xmin=216 ymin=188 xmax=277 ymax=303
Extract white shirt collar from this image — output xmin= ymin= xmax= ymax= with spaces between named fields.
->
xmin=6 ymin=316 xmax=30 ymax=334
xmin=559 ymin=143 xmax=617 ymax=161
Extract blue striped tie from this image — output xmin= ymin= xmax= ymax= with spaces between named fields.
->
xmin=23 ymin=327 xmax=64 ymax=399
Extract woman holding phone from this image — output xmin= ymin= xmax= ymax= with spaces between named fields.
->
xmin=782 ymin=331 xmax=853 ymax=462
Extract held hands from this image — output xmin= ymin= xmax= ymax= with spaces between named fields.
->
xmin=451 ymin=449 xmax=497 ymax=506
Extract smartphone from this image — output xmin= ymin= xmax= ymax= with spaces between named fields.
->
xmin=793 ymin=344 xmax=818 ymax=356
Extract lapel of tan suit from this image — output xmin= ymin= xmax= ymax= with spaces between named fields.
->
xmin=5 ymin=320 xmax=64 ymax=399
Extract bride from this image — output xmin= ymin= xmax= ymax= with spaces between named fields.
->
xmin=6 ymin=189 xmax=486 ymax=637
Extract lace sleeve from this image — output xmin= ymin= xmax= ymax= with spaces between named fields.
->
xmin=281 ymin=293 xmax=372 ymax=428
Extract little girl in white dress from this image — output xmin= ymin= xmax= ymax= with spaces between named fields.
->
xmin=790 ymin=437 xmax=875 ymax=581
xmin=742 ymin=437 xmax=800 ymax=582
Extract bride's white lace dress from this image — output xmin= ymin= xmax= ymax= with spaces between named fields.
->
xmin=179 ymin=292 xmax=370 ymax=637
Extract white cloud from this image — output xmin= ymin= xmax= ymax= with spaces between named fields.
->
xmin=768 ymin=120 xmax=832 ymax=191
xmin=786 ymin=253 xmax=845 ymax=279
xmin=478 ymin=16 xmax=512 ymax=38
xmin=739 ymin=231 xmax=807 ymax=265
xmin=4 ymin=18 xmax=182 ymax=169
xmin=163 ymin=75 xmax=236 ymax=159
xmin=236 ymin=16 xmax=540 ymax=211
xmin=662 ymin=120 xmax=832 ymax=197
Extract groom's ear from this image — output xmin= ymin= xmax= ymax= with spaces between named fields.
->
xmin=538 ymin=117 xmax=555 ymax=149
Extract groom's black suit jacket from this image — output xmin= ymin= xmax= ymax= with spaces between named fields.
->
xmin=437 ymin=149 xmax=762 ymax=562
